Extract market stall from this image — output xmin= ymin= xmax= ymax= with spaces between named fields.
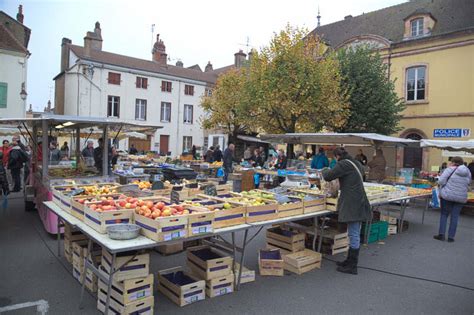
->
xmin=0 ymin=114 xmax=160 ymax=233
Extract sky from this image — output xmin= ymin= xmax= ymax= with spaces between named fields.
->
xmin=1 ymin=0 xmax=406 ymax=111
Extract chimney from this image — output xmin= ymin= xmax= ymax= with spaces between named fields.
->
xmin=84 ymin=22 xmax=103 ymax=56
xmin=234 ymin=50 xmax=247 ymax=68
xmin=344 ymin=15 xmax=352 ymax=20
xmin=175 ymin=60 xmax=183 ymax=67
xmin=152 ymin=34 xmax=167 ymax=66
xmin=205 ymin=61 xmax=213 ymax=72
xmin=60 ymin=37 xmax=72 ymax=72
xmin=16 ymin=5 xmax=24 ymax=24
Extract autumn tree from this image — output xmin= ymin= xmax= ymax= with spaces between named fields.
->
xmin=248 ymin=25 xmax=348 ymax=134
xmin=201 ymin=68 xmax=255 ymax=142
xmin=335 ymin=46 xmax=405 ymax=134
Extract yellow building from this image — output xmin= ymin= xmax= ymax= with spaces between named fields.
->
xmin=312 ymin=0 xmax=474 ymax=171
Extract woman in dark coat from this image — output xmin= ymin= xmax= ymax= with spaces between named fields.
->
xmin=322 ymin=147 xmax=371 ymax=275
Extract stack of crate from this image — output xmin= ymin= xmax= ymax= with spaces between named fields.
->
xmin=71 ymin=241 xmax=102 ymax=293
xmin=266 ymin=226 xmax=322 ymax=275
xmin=316 ymin=228 xmax=349 ymax=256
xmin=186 ymin=245 xmax=234 ymax=298
xmin=97 ymin=249 xmax=154 ymax=315
xmin=361 ymin=221 xmax=389 ymax=244
xmin=63 ymin=222 xmax=87 ymax=264
xmin=157 ymin=267 xmax=206 ymax=307
xmin=380 ymin=214 xmax=398 ymax=235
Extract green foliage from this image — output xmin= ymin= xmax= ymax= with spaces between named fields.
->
xmin=336 ymin=46 xmax=405 ymax=135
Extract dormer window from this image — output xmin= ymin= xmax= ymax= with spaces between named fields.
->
xmin=411 ymin=18 xmax=424 ymax=37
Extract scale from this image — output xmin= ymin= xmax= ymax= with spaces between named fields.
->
xmin=280 ymin=174 xmax=311 ymax=189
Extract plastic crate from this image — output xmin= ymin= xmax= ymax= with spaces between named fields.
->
xmin=361 ymin=221 xmax=388 ymax=243
xmin=377 ymin=221 xmax=389 ymax=240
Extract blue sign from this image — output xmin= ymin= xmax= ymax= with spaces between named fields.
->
xmin=433 ymin=129 xmax=470 ymax=138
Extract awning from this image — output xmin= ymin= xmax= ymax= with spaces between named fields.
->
xmin=420 ymin=139 xmax=474 ymax=153
xmin=259 ymin=133 xmax=419 ymax=147
xmin=237 ymin=135 xmax=270 ymax=144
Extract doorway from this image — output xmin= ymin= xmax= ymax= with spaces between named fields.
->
xmin=403 ymin=133 xmax=423 ymax=171
xmin=159 ymin=135 xmax=169 ymax=155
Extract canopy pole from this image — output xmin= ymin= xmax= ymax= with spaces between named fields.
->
xmin=75 ymin=127 xmax=81 ymax=165
xmin=42 ymin=120 xmax=49 ymax=178
xmin=102 ymin=126 xmax=108 ymax=177
xmin=112 ymin=124 xmax=124 ymax=147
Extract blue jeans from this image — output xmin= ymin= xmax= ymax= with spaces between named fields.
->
xmin=439 ymin=198 xmax=463 ymax=239
xmin=347 ymin=221 xmax=361 ymax=249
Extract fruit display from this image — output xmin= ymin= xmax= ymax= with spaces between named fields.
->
xmin=407 ymin=187 xmax=431 ymax=196
xmin=133 ymin=199 xmax=190 ymax=219
xmin=211 ymin=161 xmax=223 ymax=166
xmin=75 ymin=194 xmax=128 ymax=205
xmin=241 ymin=190 xmax=275 ymax=200
xmin=81 ymin=185 xmax=118 ymax=196
xmin=88 ymin=200 xmax=119 ymax=212
xmin=131 ymin=180 xmax=152 ymax=190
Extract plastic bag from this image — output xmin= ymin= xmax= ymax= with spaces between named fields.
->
xmin=216 ymin=167 xmax=224 ymax=178
xmin=431 ymin=187 xmax=440 ymax=208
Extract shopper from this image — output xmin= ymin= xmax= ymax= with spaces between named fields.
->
xmin=94 ymin=138 xmax=105 ymax=172
xmin=355 ymin=149 xmax=368 ymax=166
xmin=205 ymin=146 xmax=214 ymax=163
xmin=368 ymin=148 xmax=386 ymax=182
xmin=60 ymin=141 xmax=70 ymax=158
xmin=0 ymin=152 xmax=9 ymax=196
xmin=259 ymin=146 xmax=267 ymax=162
xmin=243 ymin=147 xmax=252 ymax=161
xmin=49 ymin=142 xmax=61 ymax=164
xmin=222 ymin=143 xmax=238 ymax=183
xmin=191 ymin=145 xmax=198 ymax=160
xmin=275 ymin=149 xmax=287 ymax=169
xmin=439 ymin=162 xmax=448 ymax=174
xmin=129 ymin=144 xmax=138 ymax=155
xmin=322 ymin=147 xmax=371 ymax=275
xmin=82 ymin=140 xmax=94 ymax=158
xmin=8 ymin=139 xmax=28 ymax=192
xmin=434 ymin=156 xmax=471 ymax=242
xmin=111 ymin=146 xmax=119 ymax=168
xmin=2 ymin=140 xmax=11 ymax=167
xmin=251 ymin=149 xmax=264 ymax=167
xmin=467 ymin=161 xmax=474 ymax=180
xmin=213 ymin=145 xmax=223 ymax=162
xmin=311 ymin=148 xmax=329 ymax=169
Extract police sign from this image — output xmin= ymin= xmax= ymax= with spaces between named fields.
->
xmin=433 ymin=129 xmax=470 ymax=138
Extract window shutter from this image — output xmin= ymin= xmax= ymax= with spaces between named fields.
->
xmin=144 ymin=102 xmax=147 ymax=120
xmin=161 ymin=81 xmax=165 ymax=92
xmin=143 ymin=78 xmax=148 ymax=89
xmin=116 ymin=97 xmax=120 ymax=117
xmin=0 ymin=83 xmax=7 ymax=108
xmin=136 ymin=77 xmax=139 ymax=88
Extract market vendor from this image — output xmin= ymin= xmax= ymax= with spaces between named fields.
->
xmin=367 ymin=148 xmax=386 ymax=182
xmin=311 ymin=147 xmax=329 ymax=169
xmin=321 ymin=147 xmax=371 ymax=275
xmin=81 ymin=140 xmax=94 ymax=158
xmin=275 ymin=149 xmax=287 ymax=169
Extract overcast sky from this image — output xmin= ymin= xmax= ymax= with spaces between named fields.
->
xmin=2 ymin=0 xmax=406 ymax=111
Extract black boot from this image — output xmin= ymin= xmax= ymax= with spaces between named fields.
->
xmin=337 ymin=248 xmax=359 ymax=275
xmin=336 ymin=254 xmax=349 ymax=267
xmin=433 ymin=234 xmax=445 ymax=241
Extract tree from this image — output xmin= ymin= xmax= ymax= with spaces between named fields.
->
xmin=335 ymin=46 xmax=405 ymax=135
xmin=248 ymin=25 xmax=349 ymax=134
xmin=201 ymin=68 xmax=255 ymax=142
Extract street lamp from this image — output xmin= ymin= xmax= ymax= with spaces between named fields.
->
xmin=20 ymin=82 xmax=27 ymax=100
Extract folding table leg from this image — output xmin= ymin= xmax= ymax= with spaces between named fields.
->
xmin=231 ymin=232 xmax=236 ymax=273
xmin=79 ymin=239 xmax=92 ymax=309
xmin=236 ymin=229 xmax=248 ymax=291
xmin=422 ymin=197 xmax=429 ymax=224
xmin=57 ymin=217 xmax=61 ymax=257
xmin=105 ymin=253 xmax=116 ymax=314
xmin=399 ymin=200 xmax=407 ymax=233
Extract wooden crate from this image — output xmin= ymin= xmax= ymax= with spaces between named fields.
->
xmin=70 ymin=194 xmax=126 ymax=221
xmin=135 ymin=212 xmax=188 ymax=242
xmin=97 ymin=291 xmax=154 ymax=315
xmin=157 ymin=267 xmax=205 ymax=307
xmin=234 ymin=263 xmax=255 ymax=284
xmin=302 ymin=195 xmax=327 ymax=214
xmin=83 ymin=204 xmax=134 ymax=234
xmin=266 ymin=226 xmax=305 ymax=253
xmin=156 ymin=242 xmax=184 ymax=255
xmin=195 ymin=198 xmax=246 ymax=229
xmin=206 ymin=273 xmax=234 ymax=298
xmin=72 ymin=266 xmax=98 ymax=293
xmin=381 ymin=214 xmax=398 ymax=225
xmin=283 ymin=249 xmax=322 ymax=275
xmin=101 ymin=250 xmax=150 ymax=282
xmin=98 ymin=272 xmax=154 ymax=305
xmin=187 ymin=208 xmax=215 ymax=237
xmin=71 ymin=241 xmax=102 ymax=269
xmin=259 ymin=249 xmax=284 ymax=276
xmin=388 ymin=225 xmax=398 ymax=235
xmin=317 ymin=229 xmax=349 ymax=248
xmin=277 ymin=197 xmax=304 ymax=218
xmin=64 ymin=223 xmax=87 ymax=241
xmin=187 ymin=245 xmax=233 ymax=280
xmin=246 ymin=202 xmax=278 ymax=223
xmin=51 ymin=185 xmax=76 ymax=213
xmin=326 ymin=198 xmax=338 ymax=211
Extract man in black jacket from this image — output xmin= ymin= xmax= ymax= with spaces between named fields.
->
xmin=213 ymin=145 xmax=223 ymax=162
xmin=223 ymin=143 xmax=239 ymax=183
xmin=8 ymin=139 xmax=28 ymax=192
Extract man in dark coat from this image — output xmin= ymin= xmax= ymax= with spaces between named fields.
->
xmin=8 ymin=139 xmax=28 ymax=192
xmin=222 ymin=143 xmax=239 ymax=183
xmin=322 ymin=147 xmax=371 ymax=275
xmin=213 ymin=145 xmax=223 ymax=162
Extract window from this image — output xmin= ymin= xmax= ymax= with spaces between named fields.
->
xmin=183 ymin=136 xmax=193 ymax=153
xmin=107 ymin=95 xmax=120 ymax=117
xmin=160 ymin=102 xmax=171 ymax=122
xmin=410 ymin=18 xmax=424 ymax=37
xmin=0 ymin=82 xmax=7 ymax=108
xmin=136 ymin=77 xmax=148 ymax=89
xmin=135 ymin=99 xmax=147 ymax=120
xmin=161 ymin=80 xmax=172 ymax=92
xmin=205 ymin=88 xmax=212 ymax=97
xmin=406 ymin=66 xmax=426 ymax=101
xmin=108 ymin=72 xmax=121 ymax=85
xmin=184 ymin=105 xmax=193 ymax=124
xmin=184 ymin=85 xmax=194 ymax=96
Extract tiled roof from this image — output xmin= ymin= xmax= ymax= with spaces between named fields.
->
xmin=311 ymin=0 xmax=474 ymax=47
xmin=68 ymin=45 xmax=218 ymax=84
xmin=0 ymin=23 xmax=27 ymax=53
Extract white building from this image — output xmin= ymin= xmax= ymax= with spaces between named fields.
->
xmin=54 ymin=22 xmax=227 ymax=156
xmin=0 ymin=6 xmax=30 ymax=118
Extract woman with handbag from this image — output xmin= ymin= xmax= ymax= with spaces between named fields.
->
xmin=322 ymin=147 xmax=371 ymax=275
xmin=434 ymin=156 xmax=471 ymax=242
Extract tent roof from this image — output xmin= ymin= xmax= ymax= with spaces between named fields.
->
xmin=420 ymin=139 xmax=474 ymax=153
xmin=259 ymin=133 xmax=419 ymax=147
xmin=237 ymin=135 xmax=270 ymax=144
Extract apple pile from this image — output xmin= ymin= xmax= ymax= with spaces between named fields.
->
xmin=88 ymin=199 xmax=119 ymax=212
xmin=133 ymin=199 xmax=189 ymax=220
xmin=77 ymin=194 xmax=128 ymax=205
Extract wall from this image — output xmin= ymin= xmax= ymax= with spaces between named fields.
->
xmin=62 ymin=61 xmax=208 ymax=156
xmin=0 ymin=50 xmax=27 ymax=118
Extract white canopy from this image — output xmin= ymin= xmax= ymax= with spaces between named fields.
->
xmin=260 ymin=133 xmax=419 ymax=147
xmin=420 ymin=139 xmax=474 ymax=153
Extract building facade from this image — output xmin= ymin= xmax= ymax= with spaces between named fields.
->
xmin=312 ymin=0 xmax=474 ymax=171
xmin=54 ymin=22 xmax=223 ymax=156
xmin=0 ymin=6 xmax=30 ymax=118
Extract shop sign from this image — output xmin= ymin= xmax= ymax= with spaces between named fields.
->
xmin=433 ymin=129 xmax=470 ymax=138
